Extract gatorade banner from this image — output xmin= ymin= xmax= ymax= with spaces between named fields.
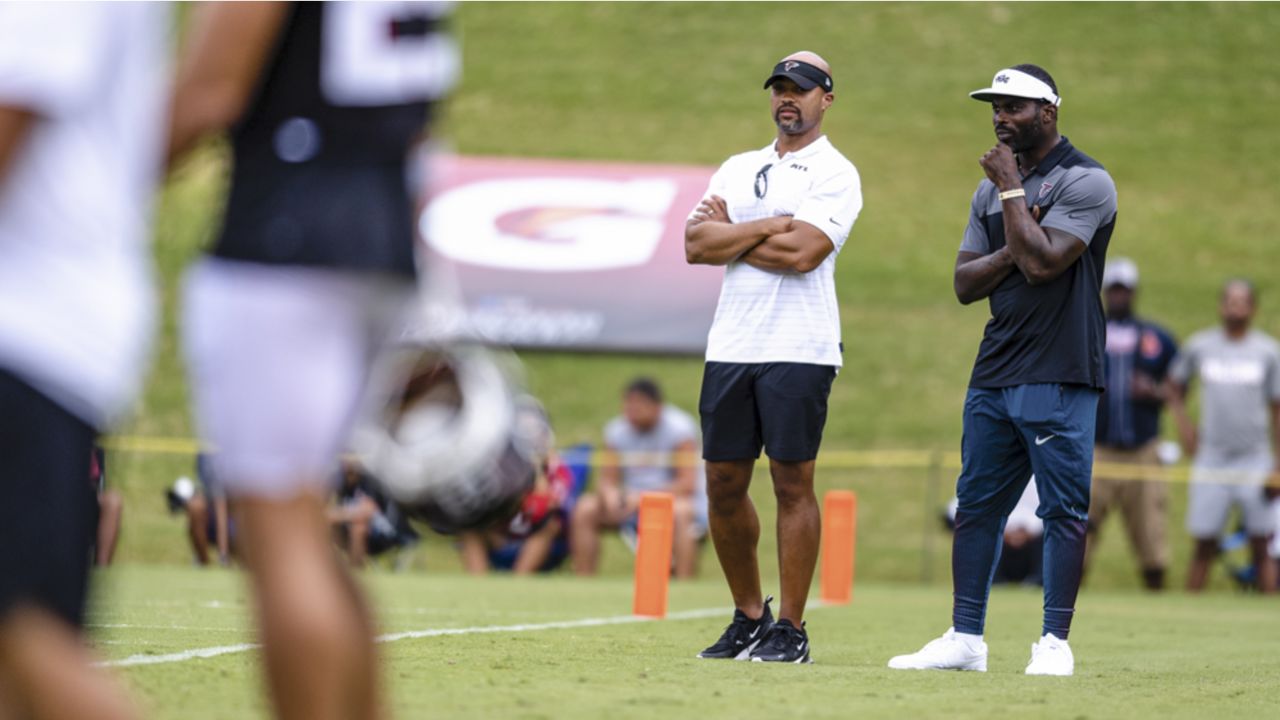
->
xmin=417 ymin=155 xmax=722 ymax=354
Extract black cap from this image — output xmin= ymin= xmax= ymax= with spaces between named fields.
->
xmin=763 ymin=60 xmax=833 ymax=92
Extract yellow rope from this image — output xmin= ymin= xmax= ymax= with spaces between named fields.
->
xmin=100 ymin=435 xmax=1279 ymax=487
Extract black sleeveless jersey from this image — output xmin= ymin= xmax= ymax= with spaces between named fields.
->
xmin=212 ymin=2 xmax=456 ymax=277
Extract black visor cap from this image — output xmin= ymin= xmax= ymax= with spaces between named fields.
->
xmin=763 ymin=60 xmax=833 ymax=92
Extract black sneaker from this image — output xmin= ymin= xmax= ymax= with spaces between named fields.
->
xmin=749 ymin=619 xmax=812 ymax=664
xmin=697 ymin=595 xmax=775 ymax=660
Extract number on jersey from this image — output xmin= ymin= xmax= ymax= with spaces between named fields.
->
xmin=321 ymin=1 xmax=458 ymax=107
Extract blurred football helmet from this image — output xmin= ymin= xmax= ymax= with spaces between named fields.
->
xmin=352 ymin=344 xmax=548 ymax=535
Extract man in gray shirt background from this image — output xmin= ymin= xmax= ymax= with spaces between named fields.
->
xmin=1168 ymin=279 xmax=1280 ymax=593
xmin=571 ymin=377 xmax=708 ymax=579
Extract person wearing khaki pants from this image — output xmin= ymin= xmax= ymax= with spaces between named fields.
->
xmin=1087 ymin=259 xmax=1178 ymax=591
xmin=1089 ymin=442 xmax=1171 ymax=589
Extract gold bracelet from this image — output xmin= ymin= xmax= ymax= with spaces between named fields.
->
xmin=998 ymin=188 xmax=1026 ymax=201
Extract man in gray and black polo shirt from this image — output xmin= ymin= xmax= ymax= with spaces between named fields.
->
xmin=890 ymin=64 xmax=1117 ymax=677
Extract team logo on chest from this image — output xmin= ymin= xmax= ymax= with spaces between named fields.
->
xmin=1140 ymin=330 xmax=1162 ymax=360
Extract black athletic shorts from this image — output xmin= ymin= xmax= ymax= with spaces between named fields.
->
xmin=699 ymin=362 xmax=837 ymax=463
xmin=0 ymin=368 xmax=97 ymax=627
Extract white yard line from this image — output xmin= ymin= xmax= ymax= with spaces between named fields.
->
xmin=89 ymin=624 xmax=244 ymax=632
xmin=103 ymin=641 xmax=260 ymax=667
xmin=375 ymin=605 xmax=729 ymax=644
xmin=100 ymin=605 xmax=744 ymax=668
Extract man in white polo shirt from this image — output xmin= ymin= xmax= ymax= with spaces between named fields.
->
xmin=0 ymin=4 xmax=167 ymax=718
xmin=685 ymin=50 xmax=861 ymax=664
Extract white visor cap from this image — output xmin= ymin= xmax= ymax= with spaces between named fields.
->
xmin=1102 ymin=257 xmax=1139 ymax=289
xmin=969 ymin=68 xmax=1061 ymax=107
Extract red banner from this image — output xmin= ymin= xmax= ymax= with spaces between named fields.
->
xmin=417 ymin=155 xmax=722 ymax=354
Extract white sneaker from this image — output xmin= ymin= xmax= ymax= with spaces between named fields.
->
xmin=887 ymin=627 xmax=987 ymax=671
xmin=1025 ymin=633 xmax=1073 ymax=676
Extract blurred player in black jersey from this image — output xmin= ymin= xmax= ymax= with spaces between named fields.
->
xmin=169 ymin=3 xmax=457 ymax=718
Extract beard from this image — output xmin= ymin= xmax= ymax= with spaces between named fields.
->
xmin=1005 ymin=115 xmax=1046 ymax=153
xmin=774 ymin=107 xmax=804 ymax=134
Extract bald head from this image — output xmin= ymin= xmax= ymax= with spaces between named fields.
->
xmin=1220 ymin=277 xmax=1258 ymax=333
xmin=1221 ymin=277 xmax=1257 ymax=304
xmin=781 ymin=51 xmax=832 ymax=78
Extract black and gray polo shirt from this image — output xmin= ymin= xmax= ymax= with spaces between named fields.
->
xmin=959 ymin=137 xmax=1118 ymax=390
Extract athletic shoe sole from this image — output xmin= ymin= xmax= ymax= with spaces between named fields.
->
xmin=887 ymin=661 xmax=986 ymax=671
xmin=1025 ymin=667 xmax=1071 ymax=676
xmin=695 ymin=639 xmax=760 ymax=660
xmin=750 ymin=652 xmax=813 ymax=664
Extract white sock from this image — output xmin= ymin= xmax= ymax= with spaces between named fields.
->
xmin=955 ymin=631 xmax=984 ymax=650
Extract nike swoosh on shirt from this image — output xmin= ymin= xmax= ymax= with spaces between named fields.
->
xmin=829 ymin=217 xmax=842 ymax=226
xmin=1035 ymin=434 xmax=1056 ymax=446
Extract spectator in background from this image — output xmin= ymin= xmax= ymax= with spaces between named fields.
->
xmin=458 ymin=448 xmax=575 ymax=575
xmin=996 ymin=485 xmax=1045 ymax=586
xmin=572 ymin=378 xmax=708 ymax=578
xmin=1168 ymin=279 xmax=1280 ymax=593
xmin=1087 ymin=258 xmax=1178 ymax=590
xmin=91 ymin=446 xmax=123 ymax=567
xmin=329 ymin=460 xmax=418 ymax=569
xmin=947 ymin=482 xmax=1043 ymax=586
xmin=1269 ymin=500 xmax=1280 ymax=574
xmin=166 ymin=453 xmax=234 ymax=566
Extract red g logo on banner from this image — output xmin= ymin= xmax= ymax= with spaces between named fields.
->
xmin=416 ymin=155 xmax=723 ymax=353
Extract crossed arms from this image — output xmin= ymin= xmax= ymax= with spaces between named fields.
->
xmin=953 ymin=224 xmax=1087 ymax=305
xmin=684 ymin=194 xmax=835 ymax=274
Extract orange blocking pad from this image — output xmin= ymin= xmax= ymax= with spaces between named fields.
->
xmin=820 ymin=490 xmax=857 ymax=605
xmin=632 ymin=492 xmax=675 ymax=618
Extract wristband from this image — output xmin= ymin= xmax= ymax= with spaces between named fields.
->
xmin=998 ymin=188 xmax=1026 ymax=201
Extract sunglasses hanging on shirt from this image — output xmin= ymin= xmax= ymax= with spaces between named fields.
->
xmin=754 ymin=163 xmax=772 ymax=199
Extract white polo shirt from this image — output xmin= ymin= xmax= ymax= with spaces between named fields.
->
xmin=0 ymin=4 xmax=168 ymax=426
xmin=693 ymin=135 xmax=861 ymax=367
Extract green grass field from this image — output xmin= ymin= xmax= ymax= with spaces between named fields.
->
xmin=94 ymin=567 xmax=1280 ymax=720
xmin=81 ymin=3 xmax=1280 ymax=715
